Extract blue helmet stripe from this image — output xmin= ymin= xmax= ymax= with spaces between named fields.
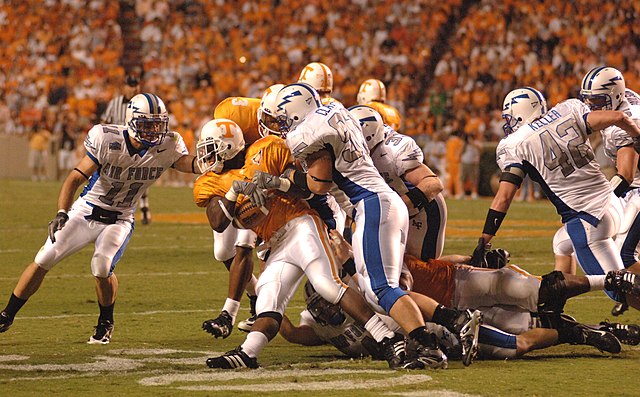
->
xmin=142 ymin=93 xmax=158 ymax=114
xmin=523 ymin=87 xmax=546 ymax=112
xmin=585 ymin=66 xmax=606 ymax=90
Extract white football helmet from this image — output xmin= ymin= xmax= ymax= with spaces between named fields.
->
xmin=125 ymin=93 xmax=169 ymax=146
xmin=275 ymin=83 xmax=321 ymax=137
xmin=196 ymin=118 xmax=245 ymax=174
xmin=501 ymin=87 xmax=547 ymax=135
xmin=348 ymin=105 xmax=385 ymax=151
xmin=257 ymin=83 xmax=285 ymax=137
xmin=580 ymin=66 xmax=626 ymax=110
xmin=357 ymin=79 xmax=387 ymax=105
xmin=298 ymin=62 xmax=333 ymax=94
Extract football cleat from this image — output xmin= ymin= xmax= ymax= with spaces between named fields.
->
xmin=599 ymin=321 xmax=640 ymax=345
xmin=202 ymin=310 xmax=233 ymax=339
xmin=605 ymin=270 xmax=640 ymax=296
xmin=87 ymin=319 xmax=114 ymax=345
xmin=0 ymin=311 xmax=13 ymax=333
xmin=237 ymin=315 xmax=256 ymax=333
xmin=404 ymin=336 xmax=448 ymax=370
xmin=206 ymin=346 xmax=259 ymax=369
xmin=380 ymin=333 xmax=406 ymax=369
xmin=572 ymin=323 xmax=621 ymax=354
xmin=611 ymin=301 xmax=629 ymax=317
xmin=452 ymin=309 xmax=483 ymax=366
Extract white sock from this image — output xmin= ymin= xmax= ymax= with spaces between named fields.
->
xmin=241 ymin=331 xmax=269 ymax=358
xmin=222 ymin=298 xmax=241 ymax=324
xmin=586 ymin=275 xmax=605 ymax=291
xmin=364 ymin=315 xmax=395 ymax=342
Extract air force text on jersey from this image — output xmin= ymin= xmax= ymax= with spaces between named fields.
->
xmin=101 ymin=162 xmax=164 ymax=181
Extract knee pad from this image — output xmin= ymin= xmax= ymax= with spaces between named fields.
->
xmin=257 ymin=311 xmax=282 ymax=326
xmin=537 ymin=271 xmax=567 ymax=314
xmin=91 ymin=253 xmax=114 ymax=278
xmin=374 ymin=285 xmax=408 ymax=314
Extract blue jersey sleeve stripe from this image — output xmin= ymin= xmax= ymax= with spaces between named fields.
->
xmin=86 ymin=151 xmax=100 ymax=165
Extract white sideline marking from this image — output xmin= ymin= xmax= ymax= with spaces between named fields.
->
xmin=174 ymin=374 xmax=432 ymax=392
xmin=0 ymin=355 xmax=29 ymax=362
xmin=386 ymin=391 xmax=481 ymax=397
xmin=139 ymin=368 xmax=394 ymax=386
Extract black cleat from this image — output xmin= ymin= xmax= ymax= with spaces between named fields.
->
xmin=88 ymin=319 xmax=114 ymax=344
xmin=611 ymin=301 xmax=629 ymax=317
xmin=206 ymin=346 xmax=259 ymax=369
xmin=380 ymin=333 xmax=406 ymax=369
xmin=452 ymin=309 xmax=482 ymax=366
xmin=0 ymin=311 xmax=13 ymax=333
xmin=599 ymin=321 xmax=640 ymax=345
xmin=202 ymin=310 xmax=233 ymax=339
xmin=605 ymin=270 xmax=640 ymax=296
xmin=572 ymin=323 xmax=621 ymax=354
xmin=404 ymin=335 xmax=448 ymax=370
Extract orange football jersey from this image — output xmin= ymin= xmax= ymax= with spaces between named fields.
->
xmin=238 ymin=135 xmax=315 ymax=241
xmin=193 ymin=168 xmax=245 ymax=208
xmin=213 ymin=97 xmax=262 ymax=146
xmin=404 ymin=255 xmax=456 ymax=306
xmin=367 ymin=101 xmax=402 ymax=131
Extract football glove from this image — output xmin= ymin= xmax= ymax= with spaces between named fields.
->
xmin=48 ymin=211 xmax=69 ymax=243
xmin=232 ymin=180 xmax=266 ymax=207
xmin=252 ymin=170 xmax=287 ymax=191
xmin=470 ymin=237 xmax=491 ymax=268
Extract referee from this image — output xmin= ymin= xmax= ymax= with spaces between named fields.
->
xmin=100 ymin=75 xmax=140 ymax=125
xmin=100 ymin=75 xmax=152 ymax=225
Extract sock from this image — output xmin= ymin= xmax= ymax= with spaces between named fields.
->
xmin=364 ymin=315 xmax=395 ymax=342
xmin=586 ymin=275 xmax=605 ymax=291
xmin=4 ymin=293 xmax=27 ymax=320
xmin=222 ymin=298 xmax=241 ymax=323
xmin=98 ymin=302 xmax=115 ymax=323
xmin=241 ymin=331 xmax=269 ymax=358
xmin=409 ymin=326 xmax=437 ymax=348
xmin=432 ymin=304 xmax=459 ymax=332
xmin=478 ymin=325 xmax=517 ymax=358
xmin=247 ymin=294 xmax=257 ymax=316
xmin=556 ymin=326 xmax=582 ymax=344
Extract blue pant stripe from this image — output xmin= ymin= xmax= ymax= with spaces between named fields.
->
xmin=109 ymin=224 xmax=134 ymax=275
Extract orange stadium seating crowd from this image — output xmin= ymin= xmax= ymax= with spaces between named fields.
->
xmin=1 ymin=0 xmax=639 ymax=170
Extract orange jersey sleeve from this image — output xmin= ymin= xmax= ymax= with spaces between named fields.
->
xmin=213 ymin=97 xmax=262 ymax=145
xmin=404 ymin=255 xmax=456 ymax=306
xmin=192 ymin=169 xmax=244 ymax=207
xmin=240 ymin=135 xmax=315 ymax=241
xmin=367 ymin=101 xmax=402 ymax=131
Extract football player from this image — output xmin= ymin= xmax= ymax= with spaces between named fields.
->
xmin=349 ymin=105 xmax=449 ymax=261
xmin=203 ymin=116 xmax=410 ymax=370
xmin=0 ymin=93 xmax=201 ymax=343
xmin=580 ymin=67 xmax=640 ymax=315
xmin=194 ymin=118 xmax=259 ymax=338
xmin=298 ymin=62 xmax=339 ymax=105
xmin=265 ymin=82 xmax=483 ymax=369
xmin=474 ymin=87 xmax=640 ymax=309
xmin=357 ymin=79 xmax=402 ymax=131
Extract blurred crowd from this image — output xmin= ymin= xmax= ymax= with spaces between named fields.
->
xmin=1 ymin=0 xmax=639 ymax=193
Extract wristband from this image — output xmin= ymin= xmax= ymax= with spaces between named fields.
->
xmin=611 ymin=173 xmax=631 ymax=197
xmin=279 ymin=177 xmax=291 ymax=192
xmin=225 ymin=189 xmax=239 ymax=202
xmin=342 ymin=258 xmax=356 ymax=276
xmin=482 ymin=208 xmax=506 ymax=236
xmin=406 ymin=188 xmax=429 ymax=210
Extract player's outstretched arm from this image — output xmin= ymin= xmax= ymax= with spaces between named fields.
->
xmin=586 ymin=110 xmax=640 ymax=137
xmin=302 ymin=149 xmax=334 ymax=195
xmin=279 ymin=315 xmax=325 ymax=346
xmin=402 ymin=164 xmax=443 ymax=211
xmin=173 ymin=154 xmax=201 ymax=174
xmin=58 ymin=155 xmax=98 ymax=212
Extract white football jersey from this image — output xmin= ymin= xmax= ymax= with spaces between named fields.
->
xmin=81 ymin=124 xmax=188 ymax=220
xmin=497 ymin=99 xmax=611 ymax=225
xmin=370 ymin=132 xmax=425 ymax=196
xmin=286 ymin=101 xmax=394 ymax=204
xmin=601 ymin=89 xmax=640 ymax=188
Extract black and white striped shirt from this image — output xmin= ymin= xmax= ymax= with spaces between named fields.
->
xmin=100 ymin=95 xmax=129 ymax=125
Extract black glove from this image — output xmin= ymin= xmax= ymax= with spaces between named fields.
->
xmin=232 ymin=180 xmax=267 ymax=208
xmin=48 ymin=211 xmax=69 ymax=243
xmin=470 ymin=237 xmax=491 ymax=268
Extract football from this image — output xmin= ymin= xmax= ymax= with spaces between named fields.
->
xmin=233 ymin=197 xmax=269 ymax=229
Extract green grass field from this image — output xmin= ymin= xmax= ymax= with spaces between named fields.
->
xmin=1 ymin=179 xmax=639 ymax=397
